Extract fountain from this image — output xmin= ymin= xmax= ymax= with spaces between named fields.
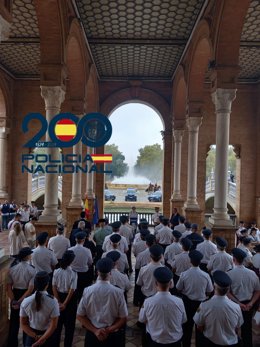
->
xmin=108 ymin=167 xmax=150 ymax=189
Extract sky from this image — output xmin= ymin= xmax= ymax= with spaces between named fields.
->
xmin=106 ymin=103 xmax=164 ymax=166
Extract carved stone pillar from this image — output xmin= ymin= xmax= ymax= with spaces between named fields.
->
xmin=0 ymin=127 xmax=9 ymax=198
xmin=172 ymin=129 xmax=184 ymax=200
xmin=209 ymin=88 xmax=236 ymax=226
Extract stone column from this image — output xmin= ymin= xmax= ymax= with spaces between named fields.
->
xmin=86 ymin=146 xmax=94 ymax=198
xmin=209 ymin=88 xmax=236 ymax=226
xmin=172 ymin=129 xmax=184 ymax=200
xmin=69 ymin=141 xmax=82 ymax=207
xmin=184 ymin=117 xmax=202 ymax=209
xmin=0 ymin=127 xmax=9 ymax=198
xmin=39 ymin=86 xmax=65 ymax=222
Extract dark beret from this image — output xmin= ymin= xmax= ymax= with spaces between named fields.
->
xmin=106 ymin=251 xmax=121 ymax=262
xmin=61 ymin=250 xmax=75 ymax=263
xmin=110 ymin=233 xmax=121 ymax=243
xmin=96 ymin=258 xmax=113 ymax=273
xmin=172 ymin=230 xmax=182 ymax=239
xmin=162 ymin=218 xmax=169 ymax=224
xmin=120 ymin=215 xmax=128 ymax=223
xmin=189 ymin=250 xmax=203 ymax=261
xmin=231 ymin=248 xmax=247 ymax=261
xmin=184 ymin=222 xmax=191 ymax=229
xmin=242 ymin=237 xmax=252 ymax=245
xmin=111 ymin=221 xmax=121 ymax=229
xmin=36 ymin=232 xmax=49 ymax=243
xmin=98 ymin=218 xmax=106 ymax=223
xmin=216 ymin=237 xmax=228 ymax=248
xmin=75 ymin=231 xmax=87 ymax=240
xmin=150 ymin=244 xmax=164 ymax=258
xmin=140 ymin=229 xmax=150 ymax=237
xmin=34 ymin=271 xmax=49 ymax=288
xmin=213 ymin=270 xmax=232 ymax=287
xmin=154 ymin=266 xmax=173 ymax=283
xmin=18 ymin=247 xmax=33 ymax=260
xmin=181 ymin=237 xmax=192 ymax=249
xmin=202 ymin=228 xmax=212 ymax=236
xmin=146 ymin=234 xmax=156 ymax=243
xmin=159 ymin=215 xmax=164 ymax=221
xmin=191 ymin=223 xmax=198 ymax=230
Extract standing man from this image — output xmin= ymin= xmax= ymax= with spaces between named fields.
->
xmin=164 ymin=230 xmax=182 ymax=268
xmin=102 ymin=221 xmax=128 ymax=254
xmin=170 ymin=207 xmax=180 ymax=229
xmin=48 ymin=225 xmax=70 ymax=263
xmin=119 ymin=215 xmax=134 ymax=272
xmin=151 ymin=207 xmax=162 ymax=226
xmin=77 ymin=258 xmax=128 ymax=347
xmin=94 ymin=218 xmax=112 ymax=261
xmin=196 ymin=228 xmax=217 ymax=272
xmin=174 ymin=216 xmax=186 ymax=234
xmin=156 ymin=218 xmax=173 ymax=251
xmin=186 ymin=224 xmax=204 ymax=250
xmin=24 ymin=217 xmax=37 ymax=249
xmin=194 ymin=270 xmax=244 ymax=347
xmin=227 ymin=248 xmax=260 ymax=347
xmin=1 ymin=200 xmax=10 ymax=230
xmin=207 ymin=237 xmax=233 ymax=274
xmin=139 ymin=267 xmax=187 ymax=347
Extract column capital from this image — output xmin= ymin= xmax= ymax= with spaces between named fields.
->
xmin=40 ymin=86 xmax=65 ymax=109
xmin=212 ymin=88 xmax=237 ymax=113
xmin=0 ymin=15 xmax=10 ymax=42
xmin=186 ymin=117 xmax=202 ymax=132
xmin=173 ymin=129 xmax=184 ymax=143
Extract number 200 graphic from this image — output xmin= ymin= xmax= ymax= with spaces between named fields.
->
xmin=22 ymin=112 xmax=112 ymax=148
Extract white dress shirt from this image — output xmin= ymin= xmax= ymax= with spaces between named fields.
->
xmin=252 ymin=253 xmax=260 ymax=269
xmin=7 ymin=261 xmax=36 ymax=289
xmin=119 ymin=225 xmax=133 ymax=245
xmin=48 ymin=234 xmax=70 ymax=259
xmin=102 ymin=232 xmax=128 ymax=253
xmin=102 ymin=249 xmax=129 ymax=273
xmin=110 ymin=269 xmax=131 ymax=291
xmin=172 ymin=251 xmax=191 ymax=276
xmin=136 ymin=262 xmax=164 ymax=297
xmin=8 ymin=229 xmax=27 ymax=256
xmin=139 ymin=292 xmax=187 ymax=344
xmin=174 ymin=224 xmax=186 ymax=234
xmin=69 ymin=244 xmax=93 ymax=272
xmin=164 ymin=242 xmax=182 ymax=267
xmin=196 ymin=240 xmax=217 ymax=264
xmin=133 ymin=240 xmax=147 ymax=256
xmin=156 ymin=226 xmax=173 ymax=245
xmin=32 ymin=246 xmax=58 ymax=273
xmin=207 ymin=251 xmax=233 ymax=273
xmin=52 ymin=266 xmax=78 ymax=293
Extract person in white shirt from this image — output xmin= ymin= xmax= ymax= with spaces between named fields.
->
xmin=9 ymin=223 xmax=28 ymax=258
xmin=119 ymin=215 xmax=134 ymax=272
xmin=139 ymin=266 xmax=187 ymax=346
xmin=207 ymin=237 xmax=233 ymax=274
xmin=196 ymin=228 xmax=217 ymax=272
xmin=48 ymin=225 xmax=70 ymax=261
xmin=18 ymin=204 xmax=30 ymax=227
xmin=24 ymin=217 xmax=37 ymax=248
xmin=156 ymin=218 xmax=173 ymax=250
xmin=172 ymin=237 xmax=192 ymax=281
xmin=133 ymin=229 xmax=150 ymax=257
xmin=237 ymin=237 xmax=253 ymax=267
xmin=102 ymin=221 xmax=128 ymax=254
xmin=151 ymin=207 xmax=162 ymax=226
xmin=154 ymin=215 xmax=164 ymax=236
xmin=29 ymin=201 xmax=38 ymax=219
xmin=8 ymin=213 xmax=22 ymax=231
xmin=194 ymin=270 xmax=244 ymax=347
xmin=77 ymin=258 xmax=128 ymax=347
xmin=174 ymin=216 xmax=186 ymax=234
xmin=180 ymin=222 xmax=192 ymax=239
xmin=102 ymin=234 xmax=129 ymax=274
xmin=252 ymin=244 xmax=260 ymax=273
xmin=164 ymin=230 xmax=182 ymax=268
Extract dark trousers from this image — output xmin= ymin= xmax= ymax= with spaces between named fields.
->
xmin=159 ymin=244 xmax=170 ymax=253
xmin=241 ymin=300 xmax=254 ymax=347
xmin=77 ymin=270 xmax=93 ymax=301
xmin=133 ymin=269 xmax=141 ymax=306
xmin=170 ymin=274 xmax=180 ymax=296
xmin=199 ymin=263 xmax=208 ymax=273
xmin=24 ymin=328 xmax=56 ymax=347
xmin=2 ymin=214 xmax=9 ymax=229
xmin=182 ymin=295 xmax=201 ymax=347
xmin=53 ymin=292 xmax=77 ymax=347
xmin=196 ymin=333 xmax=239 ymax=347
xmin=126 ymin=244 xmax=133 ymax=272
xmin=7 ymin=288 xmax=27 ymax=347
xmin=145 ymin=333 xmax=182 ymax=347
xmin=96 ymin=245 xmax=104 ymax=262
xmin=84 ymin=328 xmax=125 ymax=347
xmin=47 ymin=272 xmax=53 ymax=295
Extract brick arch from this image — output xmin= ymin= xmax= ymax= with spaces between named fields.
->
xmin=34 ymin=0 xmax=69 ymax=85
xmin=100 ymin=88 xmax=171 ymax=129
xmin=86 ymin=65 xmax=99 ymax=113
xmin=172 ymin=65 xmax=187 ymax=127
xmin=187 ymin=20 xmax=213 ymax=102
xmin=66 ymin=20 xmax=89 ymax=105
xmin=0 ymin=72 xmax=12 ymax=124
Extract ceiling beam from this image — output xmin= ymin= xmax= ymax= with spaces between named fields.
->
xmin=240 ymin=41 xmax=260 ymax=47
xmin=88 ymin=38 xmax=186 ymax=46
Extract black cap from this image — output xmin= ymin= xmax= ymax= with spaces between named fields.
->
xmin=254 ymin=244 xmax=260 ymax=252
xmin=162 ymin=218 xmax=169 ymax=223
xmin=242 ymin=237 xmax=252 ymax=245
xmin=189 ymin=250 xmax=203 ymax=261
xmin=172 ymin=230 xmax=182 ymax=239
xmin=213 ymin=270 xmax=232 ymax=287
xmin=154 ymin=266 xmax=173 ymax=283
xmin=140 ymin=229 xmax=150 ymax=237
xmin=18 ymin=247 xmax=33 ymax=260
xmin=98 ymin=218 xmax=106 ymax=223
xmin=36 ymin=232 xmax=49 ymax=243
xmin=159 ymin=215 xmax=164 ymax=222
xmin=145 ymin=234 xmax=156 ymax=244
xmin=106 ymin=251 xmax=121 ymax=262
xmin=231 ymin=248 xmax=247 ymax=261
xmin=184 ymin=222 xmax=191 ymax=229
xmin=34 ymin=271 xmax=50 ymax=289
xmin=75 ymin=231 xmax=87 ymax=240
xmin=202 ymin=228 xmax=212 ymax=236
xmin=96 ymin=258 xmax=113 ymax=273
xmin=216 ymin=237 xmax=228 ymax=248
xmin=150 ymin=244 xmax=164 ymax=258
xmin=191 ymin=223 xmax=198 ymax=230
xmin=110 ymin=234 xmax=121 ymax=243
xmin=61 ymin=250 xmax=75 ymax=263
xmin=181 ymin=237 xmax=192 ymax=249
xmin=111 ymin=221 xmax=121 ymax=229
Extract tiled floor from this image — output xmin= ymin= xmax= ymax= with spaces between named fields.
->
xmin=1 ymin=230 xmax=260 ymax=346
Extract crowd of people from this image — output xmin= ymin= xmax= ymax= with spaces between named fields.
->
xmin=4 ymin=208 xmax=260 ymax=347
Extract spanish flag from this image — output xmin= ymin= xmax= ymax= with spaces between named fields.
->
xmin=55 ymin=119 xmax=77 ymax=142
xmin=85 ymin=198 xmax=90 ymax=220
xmin=91 ymin=154 xmax=113 ymax=163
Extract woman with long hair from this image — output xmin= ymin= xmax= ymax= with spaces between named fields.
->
xmin=20 ymin=271 xmax=59 ymax=346
xmin=52 ymin=250 xmax=78 ymax=347
xmin=8 ymin=222 xmax=28 ymax=258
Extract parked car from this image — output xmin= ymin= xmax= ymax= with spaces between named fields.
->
xmin=104 ymin=189 xmax=116 ymax=201
xmin=148 ymin=191 xmax=162 ymax=202
xmin=125 ymin=188 xmax=137 ymax=201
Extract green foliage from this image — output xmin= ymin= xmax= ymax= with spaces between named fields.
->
xmin=206 ymin=146 xmax=236 ymax=179
xmin=134 ymin=143 xmax=163 ymax=182
xmin=105 ymin=144 xmax=129 ymax=181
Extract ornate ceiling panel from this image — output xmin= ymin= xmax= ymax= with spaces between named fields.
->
xmin=75 ymin=0 xmax=206 ymax=79
xmin=239 ymin=47 xmax=260 ymax=80
xmin=10 ymin=0 xmax=39 ymax=38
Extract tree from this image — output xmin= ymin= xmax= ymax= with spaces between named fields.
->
xmin=134 ymin=143 xmax=163 ymax=182
xmin=206 ymin=145 xmax=236 ymax=179
xmin=105 ymin=144 xmax=128 ymax=181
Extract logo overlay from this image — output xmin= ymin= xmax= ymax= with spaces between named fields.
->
xmin=21 ymin=112 xmax=113 ymax=174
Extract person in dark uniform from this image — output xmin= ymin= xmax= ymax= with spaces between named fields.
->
xmin=77 ymin=258 xmax=128 ymax=347
xmin=20 ymin=271 xmax=60 ymax=347
xmin=72 ymin=211 xmax=92 ymax=230
xmin=194 ymin=271 xmax=244 ymax=347
xmin=169 ymin=207 xmax=180 ymax=229
xmin=176 ymin=250 xmax=213 ymax=347
xmin=227 ymin=248 xmax=260 ymax=347
xmin=6 ymin=247 xmax=36 ymax=347
xmin=52 ymin=250 xmax=78 ymax=347
xmin=139 ymin=267 xmax=187 ymax=347
xmin=186 ymin=224 xmax=204 ymax=250
xmin=70 ymin=220 xmax=88 ymax=247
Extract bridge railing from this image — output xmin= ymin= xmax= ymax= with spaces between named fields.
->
xmin=104 ymin=212 xmax=154 ymax=225
xmin=32 ymin=175 xmax=62 ymax=193
xmin=205 ymin=178 xmax=236 ymax=200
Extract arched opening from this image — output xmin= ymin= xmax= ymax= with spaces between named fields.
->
xmin=104 ymin=102 xmax=164 ymax=222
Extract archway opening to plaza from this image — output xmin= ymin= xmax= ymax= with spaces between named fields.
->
xmin=103 ymin=102 xmax=164 ymax=221
xmin=205 ymin=145 xmax=238 ymax=219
